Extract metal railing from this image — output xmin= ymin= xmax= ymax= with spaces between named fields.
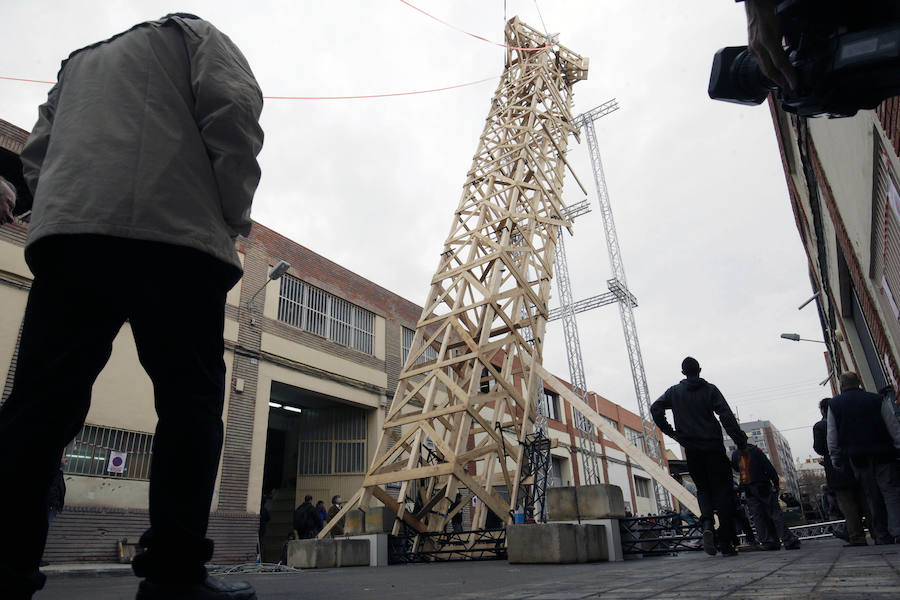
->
xmin=388 ymin=529 xmax=507 ymax=563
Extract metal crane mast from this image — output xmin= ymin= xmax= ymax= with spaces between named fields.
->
xmin=573 ymin=100 xmax=671 ymax=511
xmin=554 ymin=206 xmax=602 ymax=485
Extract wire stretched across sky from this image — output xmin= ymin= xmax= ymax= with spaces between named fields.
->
xmin=1 ymin=1 xmax=549 ymax=100
xmin=397 ymin=0 xmax=549 ymax=51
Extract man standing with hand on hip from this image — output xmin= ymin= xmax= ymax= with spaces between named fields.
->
xmin=0 ymin=13 xmax=263 ymax=600
xmin=651 ymin=357 xmax=748 ymax=557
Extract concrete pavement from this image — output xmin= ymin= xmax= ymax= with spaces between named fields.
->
xmin=37 ymin=538 xmax=900 ymax=599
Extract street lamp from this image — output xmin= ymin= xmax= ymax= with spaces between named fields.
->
xmin=780 ymin=333 xmax=826 ymax=344
xmin=248 ymin=260 xmax=291 ymax=313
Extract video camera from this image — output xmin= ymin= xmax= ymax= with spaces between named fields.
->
xmin=709 ymin=0 xmax=900 ymax=118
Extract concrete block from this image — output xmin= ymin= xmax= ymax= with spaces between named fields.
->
xmin=584 ymin=524 xmax=608 ymax=562
xmin=548 ymin=484 xmax=626 ymax=521
xmin=336 ymin=539 xmax=370 ymax=567
xmin=507 ymin=523 xmax=578 ymax=564
xmin=286 ymin=538 xmax=336 ymax=569
xmin=364 ymin=506 xmax=396 ymax=533
xmin=344 ymin=509 xmax=366 ymax=535
xmin=347 ymin=533 xmax=389 ymax=567
xmin=549 ymin=520 xmax=618 ymax=562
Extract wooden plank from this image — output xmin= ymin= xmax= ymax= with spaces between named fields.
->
xmin=371 ymin=486 xmax=428 ymax=533
xmin=363 ymin=462 xmax=455 ymax=488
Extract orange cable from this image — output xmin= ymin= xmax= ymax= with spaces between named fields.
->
xmin=1 ymin=73 xmax=499 ymax=101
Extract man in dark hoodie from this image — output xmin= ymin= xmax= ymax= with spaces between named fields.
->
xmin=651 ymin=357 xmax=748 ymax=556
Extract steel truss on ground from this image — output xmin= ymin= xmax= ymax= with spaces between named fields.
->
xmin=621 ymin=515 xmax=850 ymax=556
xmin=387 ymin=529 xmax=507 ymax=564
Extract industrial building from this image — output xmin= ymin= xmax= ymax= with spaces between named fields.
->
xmin=0 ymin=117 xmax=666 ymax=563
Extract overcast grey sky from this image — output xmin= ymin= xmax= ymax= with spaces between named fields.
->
xmin=0 ymin=1 xmax=828 ymax=462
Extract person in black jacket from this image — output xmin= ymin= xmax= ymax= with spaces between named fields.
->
xmin=827 ymin=372 xmax=900 ymax=544
xmin=814 ymin=398 xmax=871 ymax=546
xmin=292 ymin=495 xmax=323 ymax=540
xmin=651 ymin=357 xmax=748 ymax=556
xmin=732 ymin=445 xmax=800 ymax=550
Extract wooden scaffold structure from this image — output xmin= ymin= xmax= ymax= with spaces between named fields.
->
xmin=320 ymin=17 xmax=700 ymax=547
xmin=320 ymin=17 xmax=587 ymax=540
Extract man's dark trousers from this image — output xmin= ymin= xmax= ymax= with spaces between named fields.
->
xmin=685 ymin=446 xmax=738 ymax=547
xmin=0 ymin=235 xmax=234 ymax=596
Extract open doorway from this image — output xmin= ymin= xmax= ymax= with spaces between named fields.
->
xmin=260 ymin=395 xmax=302 ymax=562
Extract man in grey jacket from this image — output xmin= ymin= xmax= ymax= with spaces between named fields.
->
xmin=827 ymin=372 xmax=900 ymax=545
xmin=0 ymin=14 xmax=263 ymax=600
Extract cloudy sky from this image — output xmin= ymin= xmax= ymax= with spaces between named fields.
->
xmin=0 ymin=1 xmax=829 ymax=462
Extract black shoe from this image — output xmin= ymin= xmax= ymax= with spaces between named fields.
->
xmin=136 ymin=576 xmax=256 ymax=600
xmin=843 ymin=542 xmax=868 ymax=547
xmin=784 ymin=540 xmax=801 ymax=550
xmin=763 ymin=542 xmax=781 ymax=551
xmin=719 ymin=544 xmax=738 ymax=556
xmin=702 ymin=528 xmax=716 ymax=556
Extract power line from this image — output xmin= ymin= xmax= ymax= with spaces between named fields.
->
xmin=533 ymin=0 xmax=548 ymax=33
xmin=398 ymin=0 xmax=548 ymax=51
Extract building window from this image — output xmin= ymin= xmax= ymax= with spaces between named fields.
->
xmin=634 ymin=476 xmax=651 ymax=498
xmin=278 ymin=275 xmax=375 ymax=354
xmin=401 ymin=326 xmax=438 ymax=367
xmin=871 ymin=136 xmax=900 ymax=319
xmin=539 ymin=389 xmax=560 ymax=421
xmin=624 ymin=426 xmax=645 ymax=452
xmin=298 ymin=405 xmax=367 ymax=475
xmin=62 ymin=424 xmax=153 ymax=481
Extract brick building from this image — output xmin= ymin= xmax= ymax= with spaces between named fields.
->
xmin=0 ymin=117 xmax=666 ymax=563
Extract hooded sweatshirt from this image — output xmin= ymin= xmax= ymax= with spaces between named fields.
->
xmin=651 ymin=377 xmax=747 ymax=452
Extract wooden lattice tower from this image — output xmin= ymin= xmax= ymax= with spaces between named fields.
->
xmin=320 ymin=17 xmax=588 ymax=538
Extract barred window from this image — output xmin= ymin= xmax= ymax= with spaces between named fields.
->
xmin=401 ymin=326 xmax=438 ymax=367
xmin=278 ymin=275 xmax=376 ymax=354
xmin=63 ymin=424 xmax=153 ymax=481
xmin=599 ymin=415 xmax=618 ymax=440
xmin=298 ymin=405 xmax=367 ymax=475
xmin=624 ymin=426 xmax=645 ymax=452
xmin=634 ymin=476 xmax=651 ymax=498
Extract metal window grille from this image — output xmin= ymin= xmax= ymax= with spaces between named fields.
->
xmin=624 ymin=426 xmax=645 ymax=452
xmin=278 ymin=275 xmax=376 ymax=354
xmin=401 ymin=326 xmax=438 ymax=366
xmin=298 ymin=406 xmax=367 ymax=475
xmin=63 ymin=424 xmax=153 ymax=481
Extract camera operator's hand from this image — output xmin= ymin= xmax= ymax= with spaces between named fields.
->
xmin=745 ymin=0 xmax=799 ymax=92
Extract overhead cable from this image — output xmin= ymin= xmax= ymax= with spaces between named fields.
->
xmin=397 ymin=0 xmax=549 ymax=51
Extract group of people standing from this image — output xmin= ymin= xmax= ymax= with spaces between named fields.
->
xmin=814 ymin=372 xmax=900 ymax=546
xmin=652 ymin=357 xmax=900 ymax=556
xmin=292 ymin=495 xmax=345 ymax=539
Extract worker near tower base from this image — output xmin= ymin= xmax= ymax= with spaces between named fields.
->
xmin=0 ymin=13 xmax=263 ymax=600
xmin=651 ymin=357 xmax=748 ymax=556
xmin=827 ymin=372 xmax=900 ymax=545
xmin=731 ymin=444 xmax=800 ymax=551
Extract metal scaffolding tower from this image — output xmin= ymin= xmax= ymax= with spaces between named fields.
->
xmin=569 ymin=99 xmax=671 ymax=511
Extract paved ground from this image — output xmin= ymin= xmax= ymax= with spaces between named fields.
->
xmin=37 ymin=538 xmax=900 ymax=599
